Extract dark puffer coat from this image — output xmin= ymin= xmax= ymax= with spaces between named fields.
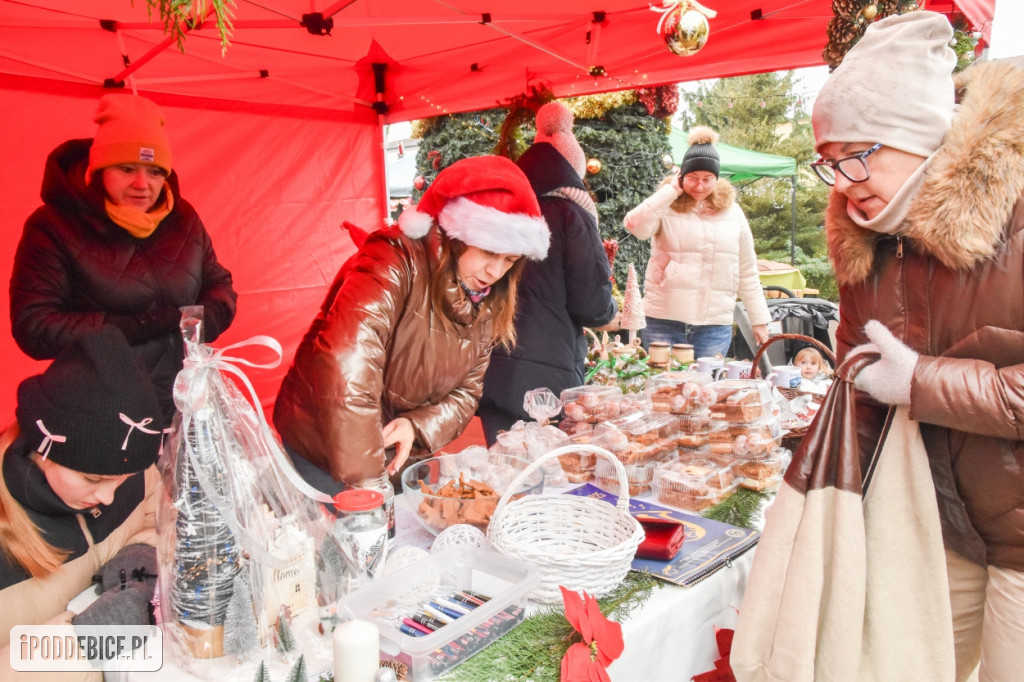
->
xmin=829 ymin=60 xmax=1024 ymax=571
xmin=10 ymin=139 xmax=237 ymax=423
xmin=480 ymin=142 xmax=617 ymax=435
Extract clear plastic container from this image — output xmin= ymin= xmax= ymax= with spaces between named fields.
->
xmin=646 ymin=371 xmax=714 ymax=414
xmin=557 ymin=433 xmax=600 ymax=483
xmin=559 ymin=385 xmax=623 ymax=423
xmin=651 ymin=458 xmax=737 ymax=511
xmin=345 ymin=546 xmax=539 ymax=682
xmin=708 ymin=415 xmax=783 ymax=458
xmin=594 ymin=450 xmax=675 ymax=497
xmin=705 ymin=379 xmax=774 ymax=422
xmin=735 ymin=448 xmax=792 ymax=491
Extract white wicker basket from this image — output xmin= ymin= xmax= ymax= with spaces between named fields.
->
xmin=487 ymin=444 xmax=645 ymax=603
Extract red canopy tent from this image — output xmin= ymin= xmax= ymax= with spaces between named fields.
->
xmin=0 ymin=0 xmax=993 ymax=419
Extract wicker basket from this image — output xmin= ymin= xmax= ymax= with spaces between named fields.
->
xmin=751 ymin=333 xmax=836 ymax=450
xmin=487 ymin=444 xmax=644 ymax=603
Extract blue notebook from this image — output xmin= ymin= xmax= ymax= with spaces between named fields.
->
xmin=563 ymin=483 xmax=760 ymax=586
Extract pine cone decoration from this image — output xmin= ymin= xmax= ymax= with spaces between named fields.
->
xmin=831 ymin=0 xmax=863 ymax=19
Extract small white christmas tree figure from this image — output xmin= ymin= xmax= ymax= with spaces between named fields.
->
xmin=284 ymin=654 xmax=307 ymax=682
xmin=621 ymin=263 xmax=646 ymax=345
xmin=252 ymin=661 xmax=270 ymax=682
xmin=223 ymin=573 xmax=259 ymax=659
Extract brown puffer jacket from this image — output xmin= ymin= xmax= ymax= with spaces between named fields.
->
xmin=828 ymin=59 xmax=1024 ymax=570
xmin=273 ymin=227 xmax=494 ymax=485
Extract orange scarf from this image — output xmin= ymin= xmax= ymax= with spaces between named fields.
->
xmin=104 ymin=190 xmax=174 ymax=238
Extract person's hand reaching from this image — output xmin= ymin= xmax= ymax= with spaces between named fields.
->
xmin=382 ymin=417 xmax=415 ymax=476
xmin=850 ymin=320 xmax=918 ymax=406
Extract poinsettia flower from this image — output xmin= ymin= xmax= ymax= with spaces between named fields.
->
xmin=693 ymin=626 xmax=736 ymax=682
xmin=559 ymin=586 xmax=624 ymax=682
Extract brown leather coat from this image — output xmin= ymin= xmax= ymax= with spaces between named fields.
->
xmin=273 ymin=227 xmax=494 ymax=485
xmin=827 ymin=60 xmax=1024 ymax=570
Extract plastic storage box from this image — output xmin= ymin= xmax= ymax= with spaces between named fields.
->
xmin=651 ymin=458 xmax=738 ymax=512
xmin=345 ymin=546 xmax=539 ymax=681
xmin=646 ymin=371 xmax=714 ymax=415
xmin=705 ymin=379 xmax=774 ymax=422
xmin=707 ymin=415 xmax=783 ymax=458
xmin=560 ymin=385 xmax=623 ymax=423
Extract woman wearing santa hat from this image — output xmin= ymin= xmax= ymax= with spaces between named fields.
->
xmin=274 ymin=155 xmax=549 ymax=493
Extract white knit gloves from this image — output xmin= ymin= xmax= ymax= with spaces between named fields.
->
xmin=850 ymin=321 xmax=918 ymax=406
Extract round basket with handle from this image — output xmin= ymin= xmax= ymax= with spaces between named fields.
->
xmin=487 ymin=444 xmax=645 ymax=603
xmin=751 ymin=333 xmax=836 ymax=450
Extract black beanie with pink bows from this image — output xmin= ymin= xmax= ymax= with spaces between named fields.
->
xmin=16 ymin=326 xmax=163 ymax=475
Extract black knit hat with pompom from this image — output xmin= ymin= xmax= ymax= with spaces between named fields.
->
xmin=681 ymin=126 xmax=721 ymax=178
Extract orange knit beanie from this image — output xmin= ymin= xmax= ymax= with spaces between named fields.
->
xmin=86 ymin=94 xmax=173 ymax=178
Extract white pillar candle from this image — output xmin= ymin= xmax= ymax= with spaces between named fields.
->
xmin=333 ymin=619 xmax=380 ymax=682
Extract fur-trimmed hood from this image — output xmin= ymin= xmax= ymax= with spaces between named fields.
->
xmin=662 ymin=176 xmax=736 ymax=214
xmin=827 ymin=59 xmax=1024 ymax=285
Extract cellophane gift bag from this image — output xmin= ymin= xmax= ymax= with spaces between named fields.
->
xmin=156 ymin=308 xmax=353 ymax=680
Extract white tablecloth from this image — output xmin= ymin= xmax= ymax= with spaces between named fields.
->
xmin=127 ymin=494 xmax=754 ymax=681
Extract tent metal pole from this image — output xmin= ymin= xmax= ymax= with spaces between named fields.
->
xmin=108 ymin=7 xmax=215 ymax=84
xmin=0 ymin=50 xmax=97 ymax=83
xmin=790 ymin=175 xmax=797 ymax=265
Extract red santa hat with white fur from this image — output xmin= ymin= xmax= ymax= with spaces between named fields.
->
xmin=399 ymin=155 xmax=550 ymax=260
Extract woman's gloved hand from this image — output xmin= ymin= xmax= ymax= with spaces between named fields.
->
xmin=98 ymin=543 xmax=158 ymax=593
xmin=104 ymin=306 xmax=181 ymax=343
xmin=71 ymin=585 xmax=152 ymax=627
xmin=850 ymin=320 xmax=918 ymax=406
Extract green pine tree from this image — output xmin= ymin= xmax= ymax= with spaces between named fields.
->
xmin=252 ymin=660 xmax=270 ymax=682
xmin=681 ymin=71 xmax=836 ymax=300
xmin=576 ymin=103 xmax=672 ymax=290
xmin=414 ymin=97 xmax=671 ymax=293
xmin=285 ymin=654 xmax=307 ymax=682
xmin=276 ymin=610 xmax=297 ymax=653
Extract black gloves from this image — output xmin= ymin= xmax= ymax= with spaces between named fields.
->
xmin=104 ymin=306 xmax=182 ymax=344
xmin=72 ymin=544 xmax=158 ymax=627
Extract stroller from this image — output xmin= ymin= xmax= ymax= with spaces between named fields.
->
xmin=731 ymin=287 xmax=840 ymax=377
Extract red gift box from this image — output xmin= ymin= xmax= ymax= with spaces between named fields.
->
xmin=634 ymin=517 xmax=685 ymax=561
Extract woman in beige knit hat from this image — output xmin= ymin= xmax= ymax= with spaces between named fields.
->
xmin=10 ymin=94 xmax=237 ymax=427
xmin=809 ymin=11 xmax=1024 ymax=680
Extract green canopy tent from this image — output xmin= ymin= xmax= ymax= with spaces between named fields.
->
xmin=670 ymin=128 xmax=800 ymax=262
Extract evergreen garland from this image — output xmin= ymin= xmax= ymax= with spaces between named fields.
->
xmin=702 ymin=487 xmax=770 ymax=529
xmin=436 ymin=571 xmax=659 ymax=682
xmin=147 ymin=0 xmax=236 ymax=54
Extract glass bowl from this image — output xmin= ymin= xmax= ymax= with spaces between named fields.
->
xmin=401 ymin=451 xmax=544 ymax=535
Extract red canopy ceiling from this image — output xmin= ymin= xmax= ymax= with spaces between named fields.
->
xmin=0 ymin=0 xmax=844 ymax=121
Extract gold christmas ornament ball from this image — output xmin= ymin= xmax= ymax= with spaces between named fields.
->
xmin=861 ymin=4 xmax=878 ymax=20
xmin=586 ymin=158 xmax=602 ymax=175
xmin=664 ymin=8 xmax=710 ymax=57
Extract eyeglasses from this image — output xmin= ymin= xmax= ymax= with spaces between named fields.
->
xmin=810 ymin=143 xmax=882 ymax=186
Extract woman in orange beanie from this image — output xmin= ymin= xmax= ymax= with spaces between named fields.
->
xmin=10 ymin=94 xmax=237 ymax=426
